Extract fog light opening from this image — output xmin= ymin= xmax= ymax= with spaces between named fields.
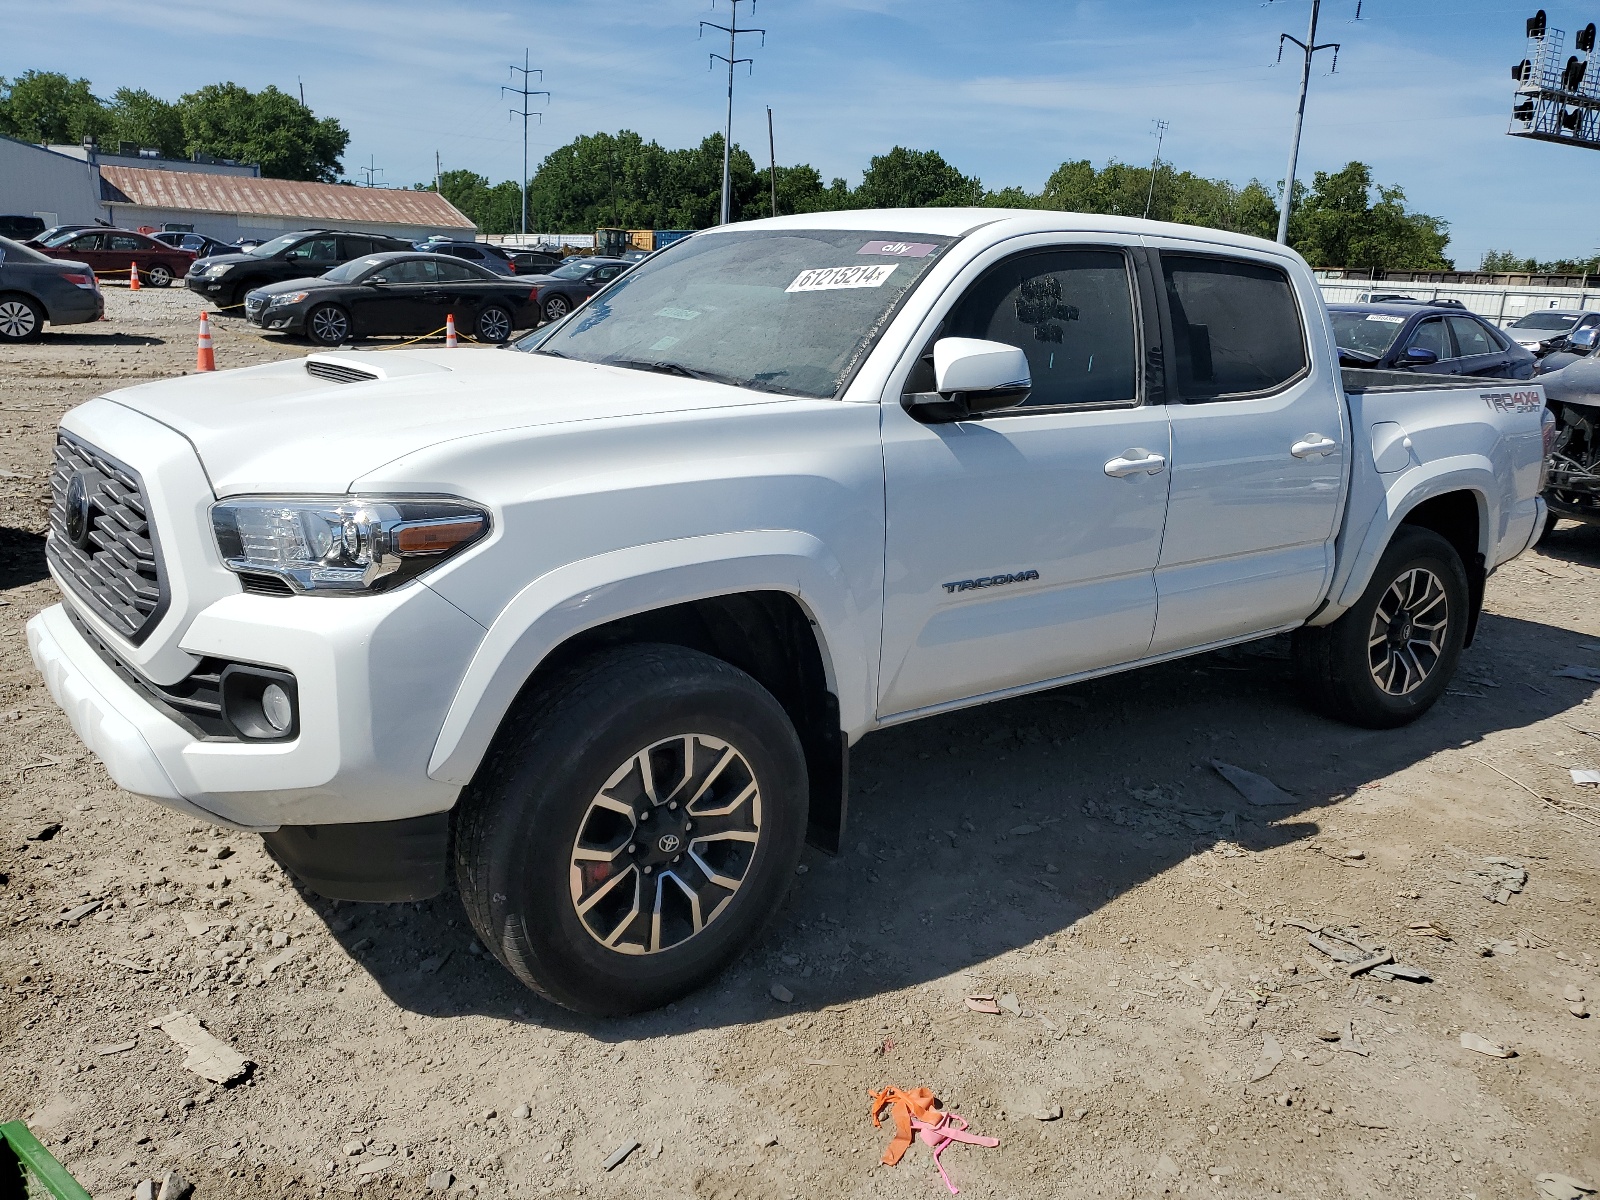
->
xmin=261 ymin=683 xmax=293 ymax=733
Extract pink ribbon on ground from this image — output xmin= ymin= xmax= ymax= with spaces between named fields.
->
xmin=909 ymin=1111 xmax=1000 ymax=1195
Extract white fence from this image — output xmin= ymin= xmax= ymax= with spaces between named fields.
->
xmin=1316 ymin=276 xmax=1598 ymax=328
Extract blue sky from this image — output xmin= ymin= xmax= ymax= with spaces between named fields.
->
xmin=4 ymin=0 xmax=1589 ymax=265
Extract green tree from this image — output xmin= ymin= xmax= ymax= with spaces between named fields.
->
xmin=0 ymin=70 xmax=111 ymax=144
xmin=1288 ymin=162 xmax=1451 ymax=271
xmin=106 ymin=87 xmax=185 ymax=157
xmin=178 ymin=83 xmax=348 ymax=181
xmin=854 ymin=147 xmax=981 ymax=208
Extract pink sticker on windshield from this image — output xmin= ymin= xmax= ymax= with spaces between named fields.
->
xmin=859 ymin=240 xmax=937 ymax=258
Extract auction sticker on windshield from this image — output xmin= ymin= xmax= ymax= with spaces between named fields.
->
xmin=787 ymin=265 xmax=898 ymax=292
xmin=1365 ymin=314 xmax=1405 ymax=323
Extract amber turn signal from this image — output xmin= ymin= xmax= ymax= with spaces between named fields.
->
xmin=394 ymin=515 xmax=487 ymax=556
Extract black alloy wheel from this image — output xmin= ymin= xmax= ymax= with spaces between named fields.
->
xmin=476 ymin=305 xmax=513 ymax=344
xmin=454 ymin=643 xmax=808 ymax=1015
xmin=0 ymin=294 xmax=44 ymax=342
xmin=306 ymin=304 xmax=351 ymax=346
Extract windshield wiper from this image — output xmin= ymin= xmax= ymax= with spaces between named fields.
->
xmin=604 ymin=358 xmax=744 ymax=388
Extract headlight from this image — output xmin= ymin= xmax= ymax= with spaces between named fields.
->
xmin=204 ymin=263 xmax=233 ymax=278
xmin=211 ymin=497 xmax=489 ymax=594
xmin=268 ymin=291 xmax=308 ymax=307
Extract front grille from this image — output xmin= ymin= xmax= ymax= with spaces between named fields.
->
xmin=306 ymin=359 xmax=379 ymax=384
xmin=65 ymin=606 xmax=230 ymax=738
xmin=47 ymin=432 xmax=168 ymax=644
xmin=245 ymin=295 xmax=266 ymax=317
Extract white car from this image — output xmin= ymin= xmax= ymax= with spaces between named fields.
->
xmin=29 ymin=209 xmax=1549 ymax=1014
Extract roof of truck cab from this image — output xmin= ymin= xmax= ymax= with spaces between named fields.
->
xmin=717 ymin=208 xmax=1297 ymax=256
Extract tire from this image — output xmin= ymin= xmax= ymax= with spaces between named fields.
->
xmin=0 ymin=294 xmax=44 ymax=342
xmin=306 ymin=303 xmax=351 ymax=346
xmin=476 ymin=304 xmax=513 ymax=344
xmin=1292 ymin=526 xmax=1469 ymax=729
xmin=455 ymin=643 xmax=809 ymax=1015
xmin=1542 ymin=509 xmax=1561 ymax=541
xmin=542 ymin=294 xmax=571 ymax=323
xmin=145 ymin=263 xmax=174 ymax=288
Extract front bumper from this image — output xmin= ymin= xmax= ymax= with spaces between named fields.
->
xmin=29 ymin=581 xmax=484 ymax=831
xmin=186 ymin=274 xmax=233 ymax=302
xmin=244 ymin=300 xmax=305 ymax=333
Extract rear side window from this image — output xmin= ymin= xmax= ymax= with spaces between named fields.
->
xmin=434 ymin=260 xmax=476 ymax=282
xmin=942 ymin=248 xmax=1139 ymax=409
xmin=109 ymin=235 xmax=143 ymax=251
xmin=1447 ymin=316 xmax=1497 ymax=356
xmin=1161 ymin=255 xmax=1307 ymax=400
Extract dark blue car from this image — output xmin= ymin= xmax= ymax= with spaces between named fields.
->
xmin=1328 ymin=302 xmax=1536 ymax=380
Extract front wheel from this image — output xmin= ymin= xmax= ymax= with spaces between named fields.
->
xmin=1292 ymin=526 xmax=1469 ymax=728
xmin=454 ymin=644 xmax=808 ymax=1015
xmin=306 ymin=303 xmax=351 ymax=346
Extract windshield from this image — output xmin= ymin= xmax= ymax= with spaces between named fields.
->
xmin=1330 ymin=310 xmax=1408 ymax=357
xmin=39 ymin=229 xmax=83 ymax=247
xmin=249 ymin=233 xmax=305 ymax=258
xmin=1509 ymin=311 xmax=1580 ymax=330
xmin=518 ymin=229 xmax=954 ymax=398
xmin=549 ymin=262 xmax=595 ymax=280
xmin=322 ymin=256 xmax=388 ymax=283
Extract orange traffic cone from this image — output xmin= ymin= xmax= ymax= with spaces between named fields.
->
xmin=445 ymin=313 xmax=458 ymax=348
xmin=129 ymin=261 xmax=141 ymax=291
xmin=195 ymin=310 xmax=215 ymax=372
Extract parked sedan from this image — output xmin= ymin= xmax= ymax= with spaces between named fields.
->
xmin=1328 ymin=302 xmax=1536 ymax=379
xmin=523 ymin=257 xmax=633 ymax=323
xmin=187 ymin=229 xmax=415 ymax=311
xmin=507 ymin=249 xmax=561 ymax=275
xmin=0 ymin=235 xmax=103 ymax=341
xmin=242 ymin=252 xmax=540 ymax=345
xmin=152 ymin=231 xmax=241 ymax=260
xmin=36 ymin=228 xmax=193 ymax=287
xmin=1504 ymin=309 xmax=1600 ymax=357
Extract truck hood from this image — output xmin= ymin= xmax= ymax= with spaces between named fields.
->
xmin=98 ymin=348 xmax=791 ymax=495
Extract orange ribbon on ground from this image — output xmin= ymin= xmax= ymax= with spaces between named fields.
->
xmin=868 ymin=1086 xmax=942 ymax=1165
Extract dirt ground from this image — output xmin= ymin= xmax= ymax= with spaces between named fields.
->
xmin=1 ymin=285 xmax=1597 ymax=1200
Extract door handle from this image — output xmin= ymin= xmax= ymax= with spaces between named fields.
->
xmin=1103 ymin=449 xmax=1168 ymax=478
xmin=1291 ymin=434 xmax=1338 ymax=458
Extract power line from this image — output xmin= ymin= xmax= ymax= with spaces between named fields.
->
xmin=504 ymin=49 xmax=551 ymax=238
xmin=1143 ymin=119 xmax=1169 ymax=219
xmin=700 ymin=0 xmax=765 ymax=225
xmin=1270 ymin=0 xmax=1346 ymax=244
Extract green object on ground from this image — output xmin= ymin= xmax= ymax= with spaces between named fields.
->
xmin=0 ymin=1121 xmax=91 ymax=1200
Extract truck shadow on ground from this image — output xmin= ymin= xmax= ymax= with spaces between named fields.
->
xmin=1539 ymin=519 xmax=1600 ymax=566
xmin=0 ymin=529 xmax=48 ymax=589
xmin=302 ymin=609 xmax=1594 ymax=1041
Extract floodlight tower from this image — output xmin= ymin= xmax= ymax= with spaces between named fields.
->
xmin=700 ymin=0 xmax=765 ymax=225
xmin=1510 ymin=10 xmax=1600 ymax=151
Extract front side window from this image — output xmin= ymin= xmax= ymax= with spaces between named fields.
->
xmin=1447 ymin=316 xmax=1496 ymax=357
xmin=938 ymin=248 xmax=1138 ymax=409
xmin=1162 ymin=255 xmax=1307 ymax=400
xmin=70 ymin=233 xmax=104 ymax=251
xmin=1406 ymin=318 xmax=1452 ymax=359
xmin=520 ymin=229 xmax=954 ymax=399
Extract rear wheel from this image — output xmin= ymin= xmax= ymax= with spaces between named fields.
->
xmin=306 ymin=304 xmax=351 ymax=346
xmin=145 ymin=262 xmax=174 ymax=288
xmin=455 ymin=644 xmax=808 ymax=1015
xmin=0 ymin=294 xmax=43 ymax=342
xmin=1292 ymin=526 xmax=1469 ymax=728
xmin=476 ymin=305 xmax=513 ymax=344
xmin=542 ymin=294 xmax=571 ymax=323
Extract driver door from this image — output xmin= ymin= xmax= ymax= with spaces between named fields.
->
xmin=878 ymin=242 xmax=1173 ymax=719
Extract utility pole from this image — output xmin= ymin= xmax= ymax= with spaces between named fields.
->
xmin=298 ymin=77 xmax=305 ymax=106
xmin=360 ymin=156 xmax=383 ymax=187
xmin=1272 ymin=0 xmax=1341 ymax=244
xmin=504 ymin=49 xmax=550 ymax=240
xmin=435 ymin=150 xmax=442 ymax=193
xmin=1143 ymin=119 xmax=1169 ymax=219
xmin=767 ymin=105 xmax=778 ymax=217
xmin=700 ymin=0 xmax=765 ymax=225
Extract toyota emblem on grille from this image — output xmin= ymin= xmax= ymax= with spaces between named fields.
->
xmin=64 ymin=471 xmax=94 ymax=549
xmin=657 ymin=834 xmax=682 ymax=854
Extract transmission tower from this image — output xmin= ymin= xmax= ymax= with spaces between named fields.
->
xmin=1268 ymin=0 xmax=1347 ymax=244
xmin=359 ymin=155 xmax=383 ymax=187
xmin=504 ymin=49 xmax=550 ymax=239
xmin=1511 ymin=10 xmax=1600 ymax=151
xmin=1143 ymin=119 xmax=1169 ymax=219
xmin=700 ymin=0 xmax=765 ymax=225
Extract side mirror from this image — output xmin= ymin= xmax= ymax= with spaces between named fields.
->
xmin=903 ymin=338 xmax=1032 ymax=423
xmin=367 ymin=275 xmax=388 ymax=285
xmin=1402 ymin=346 xmax=1439 ymax=366
xmin=1570 ymin=326 xmax=1599 ymax=353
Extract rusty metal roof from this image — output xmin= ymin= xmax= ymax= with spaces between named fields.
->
xmin=99 ymin=165 xmax=475 ymax=230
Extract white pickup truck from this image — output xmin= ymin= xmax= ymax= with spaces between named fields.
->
xmin=28 ymin=210 xmax=1550 ymax=1014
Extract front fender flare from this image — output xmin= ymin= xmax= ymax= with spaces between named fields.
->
xmin=425 ymin=530 xmax=872 ymax=785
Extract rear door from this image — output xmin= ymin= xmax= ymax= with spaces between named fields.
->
xmin=1448 ymin=315 xmax=1516 ymax=377
xmin=1146 ymin=245 xmax=1347 ymax=653
xmin=879 ymin=239 xmax=1173 ymax=717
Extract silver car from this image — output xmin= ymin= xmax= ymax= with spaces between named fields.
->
xmin=1505 ymin=308 xmax=1600 ymax=355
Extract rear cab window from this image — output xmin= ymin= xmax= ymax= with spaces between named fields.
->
xmin=1160 ymin=254 xmax=1308 ymax=400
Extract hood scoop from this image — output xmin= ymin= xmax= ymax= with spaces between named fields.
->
xmin=302 ymin=352 xmax=453 ymax=385
xmin=306 ymin=359 xmax=379 ymax=384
